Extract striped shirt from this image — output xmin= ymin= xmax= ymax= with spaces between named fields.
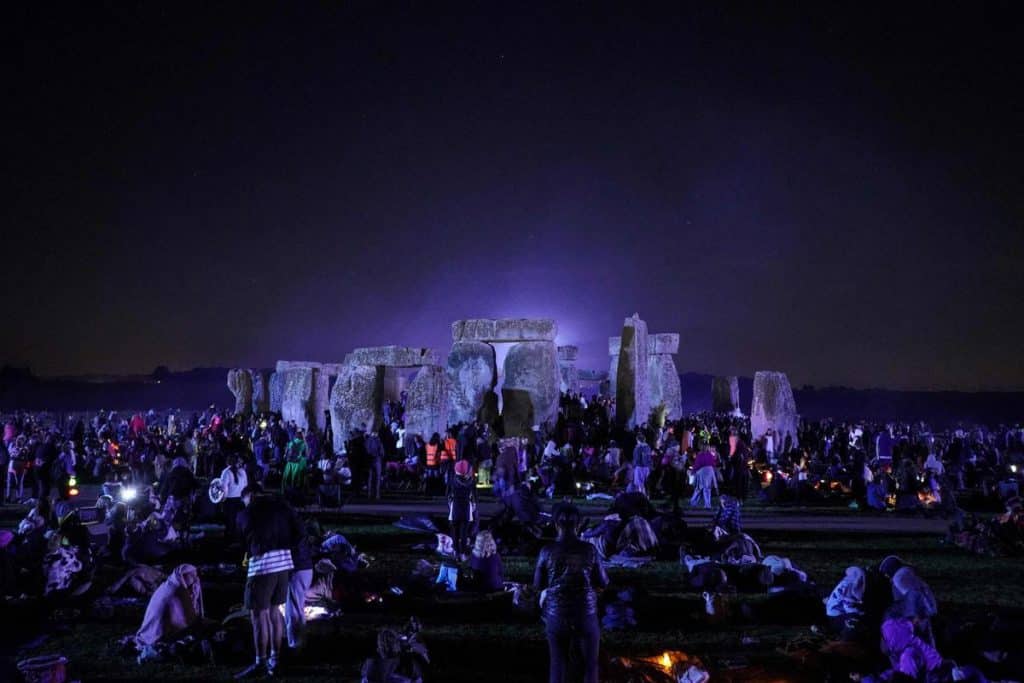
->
xmin=247 ymin=549 xmax=294 ymax=578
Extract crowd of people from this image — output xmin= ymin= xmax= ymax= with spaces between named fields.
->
xmin=1 ymin=394 xmax=1022 ymax=681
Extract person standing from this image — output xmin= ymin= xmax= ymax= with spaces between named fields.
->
xmin=690 ymin=441 xmax=719 ymax=509
xmin=235 ymin=485 xmax=302 ymax=679
xmin=533 ymin=504 xmax=608 ymax=683
xmin=220 ymin=454 xmax=248 ymax=545
xmin=631 ymin=434 xmax=652 ymax=496
xmin=364 ymin=429 xmax=384 ymax=500
xmin=448 ymin=460 xmax=477 ymax=557
xmin=284 ymin=513 xmax=314 ymax=651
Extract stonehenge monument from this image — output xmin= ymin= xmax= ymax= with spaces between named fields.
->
xmin=227 ymin=314 xmax=747 ymax=448
xmin=275 ymin=361 xmax=343 ymax=433
xmin=250 ymin=369 xmax=271 ymax=414
xmin=557 ymin=345 xmax=580 ymax=394
xmin=502 ymin=340 xmax=561 ymax=437
xmin=712 ymin=376 xmax=741 ymax=414
xmin=269 ymin=371 xmax=284 ymax=414
xmin=611 ymin=318 xmax=682 ymax=425
xmin=646 ymin=333 xmax=682 ymax=421
xmin=226 ymin=369 xmax=253 ymax=416
xmin=329 ymin=346 xmax=448 ymax=452
xmin=750 ymin=370 xmax=799 ymax=448
xmin=447 ymin=318 xmax=561 ymax=437
xmin=446 ymin=341 xmax=498 ymax=425
xmin=615 ymin=314 xmax=649 ymax=428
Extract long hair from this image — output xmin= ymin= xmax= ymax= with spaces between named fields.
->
xmin=472 ymin=530 xmax=497 ymax=558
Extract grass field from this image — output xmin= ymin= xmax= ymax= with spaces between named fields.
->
xmin=2 ymin=499 xmax=1021 ymax=682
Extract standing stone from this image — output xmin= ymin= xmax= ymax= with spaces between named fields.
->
xmin=329 ymin=364 xmax=384 ymax=454
xmin=446 ymin=341 xmax=498 ymax=425
xmin=405 ymin=366 xmax=451 ymax=438
xmin=615 ymin=314 xmax=649 ymax=428
xmin=647 ymin=354 xmax=682 ymax=420
xmin=251 ymin=370 xmax=272 ymax=414
xmin=502 ymin=341 xmax=560 ymax=437
xmin=750 ymin=371 xmax=799 ymax=448
xmin=226 ymin=369 xmax=253 ymax=416
xmin=274 ymin=361 xmax=341 ymax=431
xmin=557 ymin=345 xmax=580 ymax=394
xmin=280 ymin=367 xmax=318 ymax=431
xmin=712 ymin=376 xmax=740 ymax=414
xmin=608 ymin=337 xmax=621 ymax=397
xmin=269 ymin=372 xmax=284 ymax=413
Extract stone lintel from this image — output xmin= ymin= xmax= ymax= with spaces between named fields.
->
xmin=452 ymin=318 xmax=557 ymax=342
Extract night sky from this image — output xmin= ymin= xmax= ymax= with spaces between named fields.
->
xmin=7 ymin=3 xmax=1023 ymax=390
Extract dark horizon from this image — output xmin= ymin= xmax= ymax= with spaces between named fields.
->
xmin=7 ymin=3 xmax=1023 ymax=391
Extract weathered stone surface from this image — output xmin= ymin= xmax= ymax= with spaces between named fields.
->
xmin=712 ymin=376 xmax=740 ymax=414
xmin=612 ymin=334 xmax=678 ymax=355
xmin=277 ymin=366 xmax=332 ymax=431
xmin=280 ymin=368 xmax=315 ymax=431
xmin=227 ymin=369 xmax=253 ymax=416
xmin=559 ymin=364 xmax=580 ymax=394
xmin=615 ymin=314 xmax=649 ymax=428
xmin=275 ymin=360 xmax=324 ymax=372
xmin=348 ymin=346 xmax=439 ymax=367
xmin=750 ymin=371 xmax=799 ymax=448
xmin=452 ymin=318 xmax=557 ymax=343
xmin=329 ymin=364 xmax=384 ymax=453
xmin=608 ymin=354 xmax=619 ymax=397
xmin=446 ymin=341 xmax=498 ymax=425
xmin=578 ymin=369 xmax=608 ymax=382
xmin=557 ymin=346 xmax=579 ymax=393
xmin=648 ymin=333 xmax=680 ymax=355
xmin=404 ymin=366 xmax=450 ymax=438
xmin=647 ymin=354 xmax=682 ymax=420
xmin=251 ymin=370 xmax=272 ymax=414
xmin=269 ymin=372 xmax=284 ymax=413
xmin=311 ymin=369 xmax=331 ymax=431
xmin=502 ymin=341 xmax=560 ymax=437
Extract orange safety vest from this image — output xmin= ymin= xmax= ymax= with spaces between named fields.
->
xmin=425 ymin=444 xmax=439 ymax=468
xmin=441 ymin=438 xmax=458 ymax=462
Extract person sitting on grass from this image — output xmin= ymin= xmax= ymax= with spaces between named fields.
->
xmin=135 ymin=564 xmax=204 ymax=663
xmin=468 ymin=530 xmax=504 ymax=593
xmin=852 ymin=617 xmax=943 ymax=682
xmin=886 ymin=566 xmax=938 ymax=645
xmin=824 ymin=566 xmax=866 ymax=636
xmin=713 ymin=492 xmax=742 ymax=535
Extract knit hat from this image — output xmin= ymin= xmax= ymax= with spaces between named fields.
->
xmin=879 ymin=555 xmax=905 ymax=579
xmin=454 ymin=460 xmax=472 ymax=477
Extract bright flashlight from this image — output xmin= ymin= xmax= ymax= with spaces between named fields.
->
xmin=1012 ymin=465 xmax=1018 ymax=474
xmin=121 ymin=487 xmax=138 ymax=502
xmin=68 ymin=476 xmax=77 ymax=487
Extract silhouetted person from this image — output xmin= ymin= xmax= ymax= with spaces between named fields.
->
xmin=533 ymin=504 xmax=608 ymax=683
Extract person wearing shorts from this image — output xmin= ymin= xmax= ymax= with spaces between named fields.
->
xmin=235 ymin=484 xmax=302 ymax=679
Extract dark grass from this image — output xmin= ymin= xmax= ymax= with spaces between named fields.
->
xmin=4 ymin=505 xmax=1023 ymax=682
